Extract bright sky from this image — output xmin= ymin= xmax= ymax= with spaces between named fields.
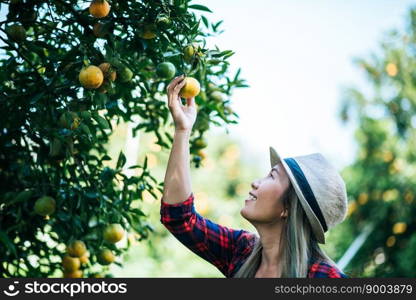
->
xmin=199 ymin=0 xmax=416 ymax=170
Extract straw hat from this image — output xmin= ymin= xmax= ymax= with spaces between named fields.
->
xmin=269 ymin=146 xmax=348 ymax=244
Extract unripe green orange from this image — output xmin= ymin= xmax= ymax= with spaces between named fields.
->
xmin=156 ymin=62 xmax=176 ymax=79
xmin=119 ymin=67 xmax=133 ymax=83
xmin=34 ymin=196 xmax=56 ymax=216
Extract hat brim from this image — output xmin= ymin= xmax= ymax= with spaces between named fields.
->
xmin=269 ymin=146 xmax=326 ymax=244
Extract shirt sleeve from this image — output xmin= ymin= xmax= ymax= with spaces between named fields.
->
xmin=160 ymin=192 xmax=254 ymax=277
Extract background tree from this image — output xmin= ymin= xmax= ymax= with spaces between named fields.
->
xmin=338 ymin=6 xmax=416 ymax=277
xmin=0 ymin=0 xmax=247 ymax=277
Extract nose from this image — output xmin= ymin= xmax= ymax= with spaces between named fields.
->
xmin=251 ymin=180 xmax=259 ymax=190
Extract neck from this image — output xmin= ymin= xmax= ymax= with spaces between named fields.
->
xmin=254 ymin=220 xmax=285 ymax=275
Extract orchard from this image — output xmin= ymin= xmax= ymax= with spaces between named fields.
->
xmin=0 ymin=0 xmax=247 ymax=277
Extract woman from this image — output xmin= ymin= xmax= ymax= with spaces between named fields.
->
xmin=160 ymin=75 xmax=349 ymax=278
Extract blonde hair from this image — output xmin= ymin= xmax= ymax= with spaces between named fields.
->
xmin=233 ymin=184 xmax=337 ymax=277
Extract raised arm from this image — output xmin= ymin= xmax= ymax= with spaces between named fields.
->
xmin=162 ymin=75 xmax=197 ymax=204
xmin=160 ymin=76 xmax=256 ymax=277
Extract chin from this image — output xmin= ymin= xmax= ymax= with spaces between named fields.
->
xmin=240 ymin=207 xmax=254 ymax=222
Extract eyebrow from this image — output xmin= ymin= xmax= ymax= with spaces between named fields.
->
xmin=271 ymin=167 xmax=279 ymax=175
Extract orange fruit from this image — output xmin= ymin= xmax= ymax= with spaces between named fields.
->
xmin=209 ymin=91 xmax=223 ymax=103
xmin=98 ymin=63 xmax=116 ymax=81
xmin=156 ymin=15 xmax=171 ymax=29
xmin=89 ymin=0 xmax=110 ymax=18
xmin=156 ymin=62 xmax=176 ymax=79
xmin=197 ymin=150 xmax=206 ymax=160
xmin=392 ymin=222 xmax=407 ymax=234
xmin=118 ymin=66 xmax=133 ymax=82
xmin=79 ymin=65 xmax=104 ymax=89
xmin=62 ymin=255 xmax=80 ymax=272
xmin=140 ymin=24 xmax=157 ymax=39
xmin=103 ymin=223 xmax=125 ymax=243
xmin=98 ymin=249 xmax=115 ymax=265
xmin=385 ymin=63 xmax=398 ymax=77
xmin=34 ymin=196 xmax=56 ymax=216
xmin=194 ymin=137 xmax=207 ymax=149
xmin=79 ymin=251 xmax=90 ymax=264
xmin=183 ymin=45 xmax=195 ymax=63
xmin=63 ymin=270 xmax=83 ymax=278
xmin=179 ymin=77 xmax=200 ymax=98
xmin=67 ymin=240 xmax=87 ymax=258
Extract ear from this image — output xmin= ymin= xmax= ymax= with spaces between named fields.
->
xmin=280 ymin=208 xmax=288 ymax=219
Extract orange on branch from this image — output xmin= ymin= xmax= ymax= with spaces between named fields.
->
xmin=98 ymin=249 xmax=115 ymax=265
xmin=34 ymin=196 xmax=56 ymax=216
xmin=99 ymin=63 xmax=116 ymax=81
xmin=89 ymin=0 xmax=110 ymax=18
xmin=62 ymin=255 xmax=80 ymax=272
xmin=103 ymin=223 xmax=125 ymax=243
xmin=63 ymin=270 xmax=83 ymax=278
xmin=79 ymin=251 xmax=90 ymax=264
xmin=179 ymin=77 xmax=200 ymax=99
xmin=67 ymin=240 xmax=87 ymax=258
xmin=79 ymin=65 xmax=104 ymax=89
xmin=140 ymin=24 xmax=157 ymax=39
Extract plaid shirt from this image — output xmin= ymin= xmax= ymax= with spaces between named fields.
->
xmin=160 ymin=192 xmax=348 ymax=278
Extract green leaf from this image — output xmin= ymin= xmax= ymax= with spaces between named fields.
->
xmin=101 ymin=155 xmax=112 ymax=161
xmin=130 ymin=208 xmax=146 ymax=217
xmin=201 ymin=15 xmax=209 ymax=28
xmin=143 ymin=155 xmax=148 ymax=170
xmin=188 ymin=4 xmax=212 ymax=13
xmin=30 ymin=92 xmax=44 ymax=104
xmin=78 ymin=123 xmax=91 ymax=136
xmin=116 ymin=150 xmax=127 ymax=169
xmin=0 ymin=231 xmax=17 ymax=257
xmin=212 ymin=20 xmax=223 ymax=31
xmin=93 ymin=114 xmax=110 ymax=130
xmin=128 ymin=165 xmax=142 ymax=169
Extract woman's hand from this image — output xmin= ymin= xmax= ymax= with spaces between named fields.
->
xmin=166 ymin=74 xmax=197 ymax=132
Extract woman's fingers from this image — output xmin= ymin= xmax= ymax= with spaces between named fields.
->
xmin=167 ymin=74 xmax=185 ymax=93
xmin=173 ymin=78 xmax=187 ymax=95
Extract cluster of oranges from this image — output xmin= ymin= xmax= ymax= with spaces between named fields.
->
xmin=78 ymin=62 xmax=133 ymax=93
xmin=61 ymin=224 xmax=125 ymax=277
xmin=79 ymin=1 xmax=132 ymax=92
xmin=62 ymin=241 xmax=89 ymax=278
xmin=81 ymin=0 xmax=202 ymax=99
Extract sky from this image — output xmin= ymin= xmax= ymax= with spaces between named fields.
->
xmin=199 ymin=0 xmax=416 ymax=170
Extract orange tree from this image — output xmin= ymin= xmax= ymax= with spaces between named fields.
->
xmin=339 ymin=7 xmax=416 ymax=277
xmin=0 ymin=0 xmax=247 ymax=277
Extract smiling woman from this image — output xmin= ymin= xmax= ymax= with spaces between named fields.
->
xmin=160 ymin=76 xmax=348 ymax=278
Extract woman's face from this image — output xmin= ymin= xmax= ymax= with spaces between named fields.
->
xmin=240 ymin=162 xmax=291 ymax=224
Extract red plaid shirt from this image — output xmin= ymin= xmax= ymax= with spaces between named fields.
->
xmin=160 ymin=192 xmax=348 ymax=278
